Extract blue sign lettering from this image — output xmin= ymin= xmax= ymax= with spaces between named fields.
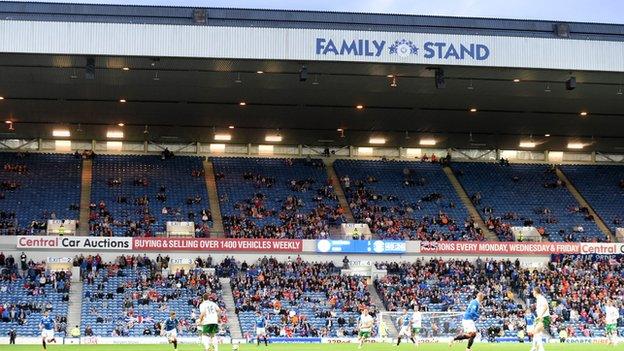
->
xmin=317 ymin=37 xmax=490 ymax=61
xmin=423 ymin=41 xmax=489 ymax=60
xmin=316 ymin=38 xmax=386 ymax=57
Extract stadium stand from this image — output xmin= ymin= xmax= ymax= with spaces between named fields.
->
xmin=374 ymin=259 xmax=523 ymax=339
xmin=333 ymin=159 xmax=479 ymax=241
xmin=376 ymin=255 xmax=624 ymax=339
xmin=89 ymin=155 xmax=212 ymax=237
xmin=77 ymin=254 xmax=228 ymax=337
xmin=0 ymin=152 xmax=81 ymax=235
xmin=560 ymin=165 xmax=624 ymax=234
xmin=452 ymin=162 xmax=606 ymax=242
xmin=0 ymin=252 xmax=71 ymax=337
xmin=212 ymin=157 xmax=346 ymax=239
xmin=229 ymin=256 xmax=375 ymax=338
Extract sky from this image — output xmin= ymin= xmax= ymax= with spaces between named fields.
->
xmin=3 ymin=0 xmax=624 ymax=25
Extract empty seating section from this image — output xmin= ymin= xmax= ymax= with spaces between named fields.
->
xmin=561 ymin=165 xmax=624 ymax=234
xmin=333 ymin=160 xmax=474 ymax=240
xmin=452 ymin=162 xmax=605 ymax=242
xmin=0 ymin=153 xmax=81 ymax=234
xmin=79 ymin=255 xmax=228 ymax=337
xmin=89 ymin=155 xmax=211 ymax=237
xmin=0 ymin=254 xmax=70 ymax=337
xmin=231 ymin=259 xmax=373 ymax=337
xmin=212 ymin=157 xmax=345 ymax=239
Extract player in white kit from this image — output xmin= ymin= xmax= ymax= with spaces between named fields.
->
xmin=198 ymin=293 xmax=222 ymax=351
xmin=605 ymin=300 xmax=620 ymax=346
xmin=411 ymin=307 xmax=422 ymax=347
xmin=531 ymin=287 xmax=550 ymax=351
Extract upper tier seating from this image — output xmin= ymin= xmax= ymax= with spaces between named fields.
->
xmin=89 ymin=155 xmax=211 ymax=237
xmin=0 ymin=253 xmax=71 ymax=337
xmin=0 ymin=152 xmax=81 ymax=234
xmin=452 ymin=162 xmax=606 ymax=242
xmin=333 ymin=160 xmax=477 ymax=241
xmin=212 ymin=157 xmax=346 ymax=239
xmin=560 ymin=165 xmax=624 ymax=234
xmin=78 ymin=254 xmax=228 ymax=337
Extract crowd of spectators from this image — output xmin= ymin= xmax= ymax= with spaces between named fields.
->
xmin=89 ymin=156 xmax=212 ymax=237
xmin=230 ymin=256 xmax=375 ymax=337
xmin=376 ymin=256 xmax=624 ymax=338
xmin=337 ymin=160 xmax=480 ymax=241
xmin=455 ymin=163 xmax=606 ymax=242
xmin=0 ymin=252 xmax=71 ymax=335
xmin=218 ymin=158 xmax=346 ymax=239
xmin=77 ymin=254 xmax=228 ymax=337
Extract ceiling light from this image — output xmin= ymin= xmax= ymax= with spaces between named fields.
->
xmin=513 ymin=78 xmax=520 ymax=83
xmin=117 ymin=123 xmax=125 ymax=127
xmin=106 ymin=130 xmax=124 ymax=139
xmin=119 ymin=99 xmax=127 ymax=103
xmin=390 ymin=76 xmax=397 ymax=87
xmin=469 ymin=108 xmax=477 ymax=112
xmin=214 ymin=134 xmax=231 ymax=141
xmin=265 ymin=135 xmax=282 ymax=142
xmin=122 ymin=67 xmax=130 ymax=71
xmin=519 ymin=141 xmax=536 ymax=148
xmin=369 ymin=137 xmax=386 ymax=144
xmin=336 ymin=128 xmax=344 ymax=132
xmin=544 ymin=134 xmax=551 ymax=137
xmin=0 ymin=96 xmax=4 ymax=100
xmin=228 ymin=125 xmax=235 ymax=129
xmin=4 ymin=120 xmax=11 ymax=124
xmin=567 ymin=142 xmax=584 ymax=149
xmin=239 ymin=101 xmax=246 ymax=106
xmin=419 ymin=138 xmax=437 ymax=146
xmin=544 ymin=84 xmax=551 ymax=93
xmin=356 ymin=105 xmax=364 ymax=110
xmin=52 ymin=129 xmax=71 ymax=137
xmin=387 ymin=74 xmax=394 ymax=78
xmin=312 ymin=74 xmax=319 ymax=85
xmin=580 ymin=111 xmax=588 ymax=116
xmin=234 ymin=72 xmax=242 ymax=84
xmin=256 ymin=70 xmax=264 ymax=74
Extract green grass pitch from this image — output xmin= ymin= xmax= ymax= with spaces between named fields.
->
xmin=3 ymin=343 xmax=623 ymax=351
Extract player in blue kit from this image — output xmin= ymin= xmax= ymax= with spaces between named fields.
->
xmin=450 ymin=292 xmax=483 ymax=351
xmin=162 ymin=311 xmax=180 ymax=351
xmin=396 ymin=308 xmax=416 ymax=346
xmin=39 ymin=310 xmax=57 ymax=350
xmin=255 ymin=310 xmax=268 ymax=347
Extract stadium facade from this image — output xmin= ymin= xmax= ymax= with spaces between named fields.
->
xmin=0 ymin=2 xmax=624 ymax=347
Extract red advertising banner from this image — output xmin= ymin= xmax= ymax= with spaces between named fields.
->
xmin=133 ymin=237 xmax=303 ymax=252
xmin=419 ymin=241 xmax=580 ymax=255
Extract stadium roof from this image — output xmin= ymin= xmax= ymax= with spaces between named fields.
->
xmin=2 ymin=1 xmax=624 ymax=41
xmin=0 ymin=2 xmax=623 ymax=152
